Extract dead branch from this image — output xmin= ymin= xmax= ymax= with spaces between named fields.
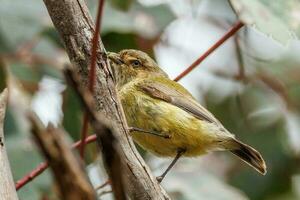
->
xmin=29 ymin=113 xmax=96 ymax=200
xmin=15 ymin=134 xmax=97 ymax=190
xmin=64 ymin=68 xmax=126 ymax=200
xmin=42 ymin=0 xmax=169 ymax=199
xmin=0 ymin=89 xmax=19 ymax=200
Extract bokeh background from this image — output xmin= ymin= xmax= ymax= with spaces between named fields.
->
xmin=1 ymin=0 xmax=300 ymax=199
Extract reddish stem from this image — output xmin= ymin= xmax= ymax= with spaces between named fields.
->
xmin=15 ymin=134 xmax=97 ymax=190
xmin=79 ymin=114 xmax=89 ymax=158
xmin=79 ymin=0 xmax=105 ymax=158
xmin=88 ymin=0 xmax=105 ymax=92
xmin=173 ymin=21 xmax=244 ymax=82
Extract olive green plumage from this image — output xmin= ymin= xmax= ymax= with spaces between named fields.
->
xmin=108 ymin=49 xmax=266 ymax=175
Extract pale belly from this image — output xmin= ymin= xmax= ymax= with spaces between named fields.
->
xmin=120 ymin=91 xmax=220 ymax=157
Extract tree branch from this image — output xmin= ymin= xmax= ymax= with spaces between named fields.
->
xmin=80 ymin=0 xmax=105 ymax=159
xmin=0 ymin=89 xmax=19 ymax=200
xmin=174 ymin=21 xmax=244 ymax=82
xmin=64 ymin=68 xmax=126 ymax=200
xmin=42 ymin=0 xmax=169 ymax=199
xmin=29 ymin=113 xmax=96 ymax=200
xmin=15 ymin=134 xmax=97 ymax=190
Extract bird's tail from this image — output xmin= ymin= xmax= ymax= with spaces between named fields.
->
xmin=225 ymin=138 xmax=267 ymax=175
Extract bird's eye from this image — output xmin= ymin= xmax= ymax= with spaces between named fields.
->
xmin=131 ymin=60 xmax=141 ymax=67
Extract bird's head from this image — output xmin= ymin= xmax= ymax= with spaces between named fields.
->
xmin=108 ymin=49 xmax=168 ymax=87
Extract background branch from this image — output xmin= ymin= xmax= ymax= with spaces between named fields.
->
xmin=15 ymin=134 xmax=97 ymax=190
xmin=174 ymin=21 xmax=244 ymax=81
xmin=0 ymin=89 xmax=19 ymax=200
xmin=29 ymin=113 xmax=96 ymax=200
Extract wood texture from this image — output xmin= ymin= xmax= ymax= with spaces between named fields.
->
xmin=42 ymin=0 xmax=169 ymax=199
xmin=64 ymin=69 xmax=126 ymax=200
xmin=29 ymin=114 xmax=96 ymax=200
xmin=0 ymin=89 xmax=19 ymax=200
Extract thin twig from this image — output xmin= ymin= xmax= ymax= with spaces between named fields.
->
xmin=95 ymin=180 xmax=110 ymax=191
xmin=174 ymin=21 xmax=244 ymax=82
xmin=80 ymin=0 xmax=105 ymax=159
xmin=234 ymin=35 xmax=246 ymax=81
xmin=80 ymin=114 xmax=89 ymax=158
xmin=129 ymin=127 xmax=171 ymax=139
xmin=98 ymin=190 xmax=112 ymax=198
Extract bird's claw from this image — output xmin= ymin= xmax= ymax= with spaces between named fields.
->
xmin=128 ymin=127 xmax=171 ymax=139
xmin=156 ymin=176 xmax=163 ymax=183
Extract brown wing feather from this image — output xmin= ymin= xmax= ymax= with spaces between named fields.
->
xmin=140 ymin=81 xmax=221 ymax=125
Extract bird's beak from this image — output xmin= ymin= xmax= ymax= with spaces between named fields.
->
xmin=107 ymin=52 xmax=123 ymax=65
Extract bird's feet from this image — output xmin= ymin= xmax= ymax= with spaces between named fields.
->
xmin=128 ymin=127 xmax=171 ymax=139
xmin=156 ymin=148 xmax=186 ymax=183
xmin=156 ymin=176 xmax=163 ymax=183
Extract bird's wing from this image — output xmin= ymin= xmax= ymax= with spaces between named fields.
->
xmin=139 ymin=80 xmax=222 ymax=125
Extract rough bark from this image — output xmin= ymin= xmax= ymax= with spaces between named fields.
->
xmin=29 ymin=114 xmax=96 ymax=200
xmin=0 ymin=89 xmax=19 ymax=200
xmin=64 ymin=69 xmax=126 ymax=200
xmin=42 ymin=0 xmax=169 ymax=199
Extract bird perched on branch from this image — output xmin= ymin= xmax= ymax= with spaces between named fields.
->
xmin=108 ymin=49 xmax=266 ymax=182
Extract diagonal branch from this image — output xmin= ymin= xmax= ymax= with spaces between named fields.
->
xmin=174 ymin=21 xmax=244 ymax=82
xmin=80 ymin=0 xmax=105 ymax=159
xmin=42 ymin=0 xmax=169 ymax=199
xmin=29 ymin=113 xmax=96 ymax=200
xmin=0 ymin=89 xmax=19 ymax=200
xmin=64 ymin=68 xmax=126 ymax=200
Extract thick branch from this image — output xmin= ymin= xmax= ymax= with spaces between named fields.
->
xmin=43 ymin=0 xmax=169 ymax=199
xmin=64 ymin=69 xmax=126 ymax=200
xmin=29 ymin=114 xmax=96 ymax=200
xmin=0 ymin=89 xmax=19 ymax=200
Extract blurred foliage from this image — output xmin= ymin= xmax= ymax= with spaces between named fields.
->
xmin=1 ymin=0 xmax=300 ymax=199
xmin=9 ymin=62 xmax=41 ymax=83
xmin=4 ymin=107 xmax=53 ymax=199
xmin=109 ymin=0 xmax=133 ymax=11
xmin=62 ymin=88 xmax=83 ymax=141
xmin=40 ymin=27 xmax=64 ymax=49
xmin=103 ymin=32 xmax=139 ymax=52
xmin=230 ymin=0 xmax=300 ymax=44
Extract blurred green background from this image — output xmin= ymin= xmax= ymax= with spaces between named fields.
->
xmin=1 ymin=0 xmax=300 ymax=199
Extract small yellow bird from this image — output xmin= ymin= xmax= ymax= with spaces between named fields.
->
xmin=108 ymin=49 xmax=266 ymax=182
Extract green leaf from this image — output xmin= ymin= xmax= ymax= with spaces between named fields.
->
xmin=230 ymin=0 xmax=299 ymax=45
